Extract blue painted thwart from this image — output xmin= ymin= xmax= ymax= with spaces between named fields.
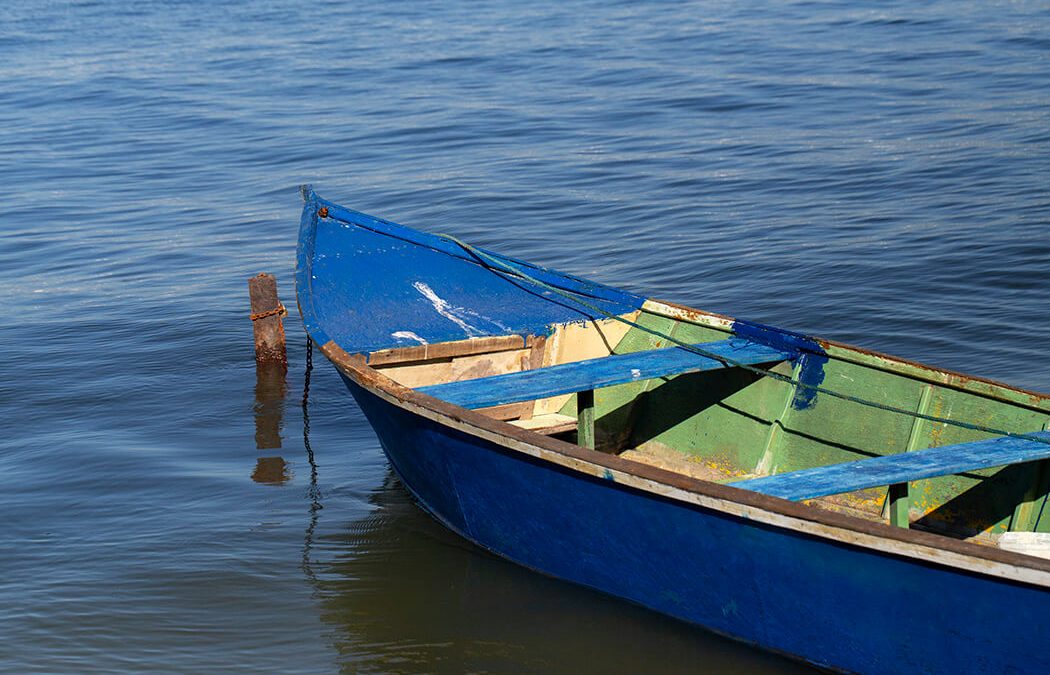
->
xmin=296 ymin=190 xmax=1050 ymax=674
xmin=419 ymin=338 xmax=793 ymax=409
xmin=732 ymin=430 xmax=1050 ymax=500
xmin=731 ymin=319 xmax=828 ymax=410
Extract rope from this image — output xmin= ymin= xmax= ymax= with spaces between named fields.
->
xmin=430 ymin=231 xmax=1050 ymax=448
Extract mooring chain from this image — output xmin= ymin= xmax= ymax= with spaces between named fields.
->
xmin=300 ymin=338 xmax=323 ymax=581
xmin=250 ymin=303 xmax=288 ymax=322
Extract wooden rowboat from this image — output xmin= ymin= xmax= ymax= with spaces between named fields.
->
xmin=295 ymin=188 xmax=1050 ymax=673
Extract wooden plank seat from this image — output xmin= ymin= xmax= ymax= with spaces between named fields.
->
xmin=418 ymin=338 xmax=794 ymax=448
xmin=730 ymin=431 xmax=1050 ymax=527
xmin=418 ymin=338 xmax=795 ymax=410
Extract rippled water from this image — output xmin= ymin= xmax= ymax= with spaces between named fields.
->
xmin=2 ymin=0 xmax=1048 ymax=672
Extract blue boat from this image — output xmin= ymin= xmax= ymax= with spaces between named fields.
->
xmin=295 ymin=188 xmax=1050 ymax=673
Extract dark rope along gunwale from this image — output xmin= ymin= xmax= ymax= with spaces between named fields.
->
xmin=319 ymin=207 xmax=1050 ymax=448
xmin=437 ymin=234 xmax=1050 ymax=448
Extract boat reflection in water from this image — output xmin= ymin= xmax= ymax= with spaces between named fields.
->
xmin=307 ymin=472 xmax=808 ymax=674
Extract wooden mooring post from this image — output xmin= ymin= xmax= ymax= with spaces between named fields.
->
xmin=248 ymin=273 xmax=288 ymax=367
xmin=249 ymin=273 xmax=288 ymax=455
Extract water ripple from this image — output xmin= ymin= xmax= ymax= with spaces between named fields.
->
xmin=2 ymin=0 xmax=1048 ymax=672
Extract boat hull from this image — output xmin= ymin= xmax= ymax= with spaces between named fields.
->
xmin=342 ymin=373 xmax=1050 ymax=674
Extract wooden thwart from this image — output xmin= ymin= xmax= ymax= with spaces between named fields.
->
xmin=417 ymin=338 xmax=793 ymax=410
xmin=419 ymin=337 xmax=792 ymax=453
xmin=731 ymin=431 xmax=1050 ymax=507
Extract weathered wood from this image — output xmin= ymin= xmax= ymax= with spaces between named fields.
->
xmin=731 ymin=431 xmax=1050 ymax=501
xmin=528 ymin=335 xmax=547 ymax=371
xmin=533 ymin=316 xmax=638 ymax=416
xmin=375 ymin=348 xmax=530 ymax=388
xmin=888 ymin=482 xmax=910 ymax=528
xmin=755 ymin=360 xmax=805 ymax=475
xmin=418 ymin=339 xmax=793 ymax=410
xmin=875 ymin=386 xmax=932 ymax=525
xmin=248 ymin=273 xmax=287 ymax=366
xmin=517 ymin=335 xmax=548 ymax=421
xmin=509 ymin=413 xmax=577 ymax=436
xmin=367 ymin=335 xmax=530 ymax=366
xmin=577 ymin=389 xmax=596 ymax=449
xmin=477 ymin=402 xmax=532 ymax=421
xmin=1010 ymin=418 xmax=1050 ymax=531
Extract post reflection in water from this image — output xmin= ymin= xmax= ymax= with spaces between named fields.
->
xmin=253 ymin=362 xmax=287 ymax=450
xmin=305 ymin=472 xmax=812 ymax=675
xmin=251 ymin=360 xmax=290 ymax=485
xmin=251 ymin=456 xmax=289 ymax=484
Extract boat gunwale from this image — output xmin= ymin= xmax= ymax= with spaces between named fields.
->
xmin=318 ymin=338 xmax=1050 ymax=590
xmin=646 ymin=298 xmax=1050 ymax=412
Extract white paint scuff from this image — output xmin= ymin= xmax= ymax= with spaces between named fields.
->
xmin=412 ymin=281 xmax=484 ymax=337
xmin=391 ymin=331 xmax=428 ymax=345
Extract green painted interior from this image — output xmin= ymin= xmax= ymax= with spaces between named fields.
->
xmin=557 ymin=309 xmax=1050 ymax=540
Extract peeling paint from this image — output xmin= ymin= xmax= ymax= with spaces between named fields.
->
xmin=731 ymin=319 xmax=828 ymax=410
xmin=413 ymin=281 xmax=484 ymax=338
xmin=460 ymin=306 xmax=513 ymax=333
xmin=391 ymin=331 xmax=428 ymax=345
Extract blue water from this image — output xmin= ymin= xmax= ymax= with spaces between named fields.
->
xmin=2 ymin=1 xmax=1048 ymax=672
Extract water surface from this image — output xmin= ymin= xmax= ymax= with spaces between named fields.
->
xmin=2 ymin=0 xmax=1048 ymax=672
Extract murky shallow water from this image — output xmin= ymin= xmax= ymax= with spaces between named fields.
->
xmin=2 ymin=1 xmax=1048 ymax=671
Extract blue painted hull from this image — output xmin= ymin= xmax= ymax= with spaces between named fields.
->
xmin=344 ymin=376 xmax=1050 ymax=674
xmin=297 ymin=191 xmax=1050 ymax=673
